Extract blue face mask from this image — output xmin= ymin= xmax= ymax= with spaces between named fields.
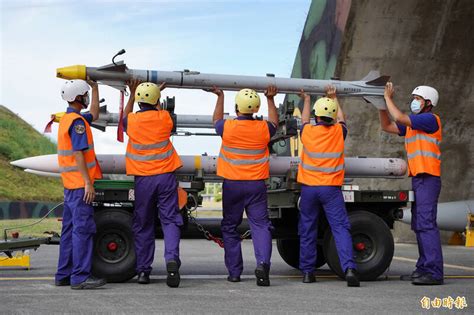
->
xmin=410 ymin=99 xmax=422 ymax=114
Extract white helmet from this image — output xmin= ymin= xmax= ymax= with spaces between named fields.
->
xmin=61 ymin=79 xmax=90 ymax=102
xmin=412 ymin=85 xmax=439 ymax=107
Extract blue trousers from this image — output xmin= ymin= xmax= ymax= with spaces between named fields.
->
xmin=411 ymin=174 xmax=443 ymax=280
xmin=56 ymin=188 xmax=95 ymax=285
xmin=221 ymin=180 xmax=273 ymax=277
xmin=298 ymin=185 xmax=356 ymax=273
xmin=133 ymin=173 xmax=183 ymax=274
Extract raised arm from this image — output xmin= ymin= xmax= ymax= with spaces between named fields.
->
xmin=86 ymin=77 xmax=99 ymax=121
xmin=299 ymin=89 xmax=311 ymax=124
xmin=124 ymin=79 xmax=142 ymax=117
xmin=264 ymin=85 xmax=279 ymax=127
xmin=384 ymin=82 xmax=411 ymax=127
xmin=378 ymin=110 xmax=400 ymax=134
xmin=206 ymin=86 xmax=224 ymax=124
xmin=325 ymin=85 xmax=345 ymax=123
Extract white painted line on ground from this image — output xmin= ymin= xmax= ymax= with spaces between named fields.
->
xmin=393 ymin=256 xmax=474 ymax=271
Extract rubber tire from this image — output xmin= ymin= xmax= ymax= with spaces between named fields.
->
xmin=323 ymin=211 xmax=394 ymax=281
xmin=92 ymin=209 xmax=136 ymax=283
xmin=276 ymin=239 xmax=326 ymax=270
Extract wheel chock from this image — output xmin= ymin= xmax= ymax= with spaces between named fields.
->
xmin=466 ymin=213 xmax=474 ymax=247
xmin=0 ymin=250 xmax=31 ymax=269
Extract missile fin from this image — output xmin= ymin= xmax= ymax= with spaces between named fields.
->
xmin=365 ymin=75 xmax=391 ymax=86
xmin=361 ymin=70 xmax=380 ymax=82
xmin=91 ymin=121 xmax=107 ymax=132
xmin=363 ymin=96 xmax=387 ymax=110
xmin=98 ymin=80 xmax=126 ymax=91
xmin=97 ymin=61 xmax=128 ymax=72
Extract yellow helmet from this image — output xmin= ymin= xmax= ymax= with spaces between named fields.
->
xmin=135 ymin=82 xmax=160 ymax=105
xmin=314 ymin=97 xmax=338 ymax=121
xmin=235 ymin=88 xmax=260 ymax=114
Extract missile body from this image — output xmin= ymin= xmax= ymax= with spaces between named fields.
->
xmin=11 ymin=154 xmax=407 ymax=178
xmin=401 ymin=200 xmax=474 ymax=232
xmin=57 ymin=63 xmax=389 ymax=109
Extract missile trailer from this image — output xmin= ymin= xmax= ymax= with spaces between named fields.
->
xmin=89 ymin=100 xmax=411 ymax=283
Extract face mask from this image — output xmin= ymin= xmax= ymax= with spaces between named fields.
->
xmin=81 ymin=95 xmax=90 ymax=108
xmin=410 ymin=99 xmax=422 ymax=114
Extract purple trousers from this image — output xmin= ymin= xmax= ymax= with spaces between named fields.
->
xmin=133 ymin=173 xmax=183 ymax=274
xmin=56 ymin=188 xmax=95 ymax=285
xmin=411 ymin=174 xmax=443 ymax=280
xmin=298 ymin=185 xmax=356 ymax=273
xmin=221 ymin=180 xmax=273 ymax=277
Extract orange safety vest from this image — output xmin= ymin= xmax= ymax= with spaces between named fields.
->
xmin=57 ymin=112 xmax=102 ymax=189
xmin=297 ymin=123 xmax=345 ymax=186
xmin=217 ymin=119 xmax=270 ymax=180
xmin=125 ymin=110 xmax=182 ymax=176
xmin=404 ymin=114 xmax=442 ymax=177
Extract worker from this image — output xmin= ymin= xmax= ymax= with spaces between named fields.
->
xmin=123 ymin=80 xmax=183 ymax=288
xmin=206 ymin=85 xmax=279 ymax=286
xmin=297 ymin=85 xmax=359 ymax=287
xmin=55 ymin=79 xmax=106 ymax=289
xmin=379 ymin=82 xmax=443 ymax=285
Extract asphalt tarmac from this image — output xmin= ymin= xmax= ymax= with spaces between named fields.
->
xmin=0 ymin=241 xmax=472 ymax=314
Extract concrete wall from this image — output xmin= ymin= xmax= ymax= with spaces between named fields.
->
xmin=333 ymin=0 xmax=474 ymax=241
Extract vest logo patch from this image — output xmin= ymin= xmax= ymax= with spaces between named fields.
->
xmin=74 ymin=124 xmax=85 ymax=134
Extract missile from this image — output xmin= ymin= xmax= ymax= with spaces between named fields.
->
xmin=56 ymin=62 xmax=389 ymax=109
xmin=401 ymin=200 xmax=474 ymax=232
xmin=11 ymin=154 xmax=407 ymax=178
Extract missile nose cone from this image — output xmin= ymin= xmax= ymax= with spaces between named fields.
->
xmin=56 ymin=65 xmax=86 ymax=80
xmin=10 ymin=158 xmax=29 ymax=168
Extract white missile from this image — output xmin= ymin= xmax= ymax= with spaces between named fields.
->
xmin=56 ymin=61 xmax=390 ymax=109
xmin=401 ymin=200 xmax=474 ymax=232
xmin=11 ymin=154 xmax=407 ymax=178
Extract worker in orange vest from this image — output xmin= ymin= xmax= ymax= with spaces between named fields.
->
xmin=297 ymin=85 xmax=359 ymax=287
xmin=379 ymin=82 xmax=443 ymax=285
xmin=123 ymin=80 xmax=183 ymax=287
xmin=207 ymin=85 xmax=279 ymax=286
xmin=55 ymin=79 xmax=106 ymax=290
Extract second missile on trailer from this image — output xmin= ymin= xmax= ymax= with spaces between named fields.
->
xmin=11 ymin=154 xmax=407 ymax=178
xmin=56 ymin=61 xmax=389 ymax=109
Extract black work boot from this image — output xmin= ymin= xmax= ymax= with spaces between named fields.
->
xmin=400 ymin=270 xmax=423 ymax=281
xmin=412 ymin=274 xmax=443 ymax=285
xmin=137 ymin=272 xmax=150 ymax=284
xmin=255 ymin=263 xmax=270 ymax=287
xmin=227 ymin=275 xmax=241 ymax=283
xmin=302 ymin=272 xmax=316 ymax=283
xmin=55 ymin=277 xmax=70 ymax=286
xmin=166 ymin=260 xmax=180 ymax=288
xmin=345 ymin=268 xmax=360 ymax=287
xmin=71 ymin=276 xmax=106 ymax=290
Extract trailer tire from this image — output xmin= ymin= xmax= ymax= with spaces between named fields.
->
xmin=276 ymin=239 xmax=326 ymax=270
xmin=92 ymin=209 xmax=136 ymax=283
xmin=323 ymin=211 xmax=394 ymax=281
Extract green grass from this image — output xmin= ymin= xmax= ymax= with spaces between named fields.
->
xmin=0 ymin=218 xmax=62 ymax=238
xmin=0 ymin=105 xmax=63 ymax=201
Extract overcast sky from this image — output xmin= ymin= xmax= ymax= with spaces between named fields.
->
xmin=1 ymin=0 xmax=310 ymax=155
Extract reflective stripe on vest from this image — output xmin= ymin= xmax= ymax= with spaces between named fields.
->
xmin=130 ymin=139 xmax=170 ymax=150
xmin=300 ymin=161 xmax=345 ymax=173
xmin=59 ymin=160 xmax=97 ymax=173
xmin=125 ymin=149 xmax=174 ymax=161
xmin=303 ymin=147 xmax=343 ymax=159
xmin=405 ymin=134 xmax=440 ymax=145
xmin=218 ymin=151 xmax=269 ymax=165
xmin=406 ymin=150 xmax=441 ymax=160
xmin=57 ymin=144 xmax=95 ymax=156
xmin=222 ymin=145 xmax=267 ymax=155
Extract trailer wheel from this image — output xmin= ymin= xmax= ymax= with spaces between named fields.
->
xmin=276 ymin=239 xmax=326 ymax=270
xmin=323 ymin=211 xmax=394 ymax=281
xmin=92 ymin=209 xmax=136 ymax=283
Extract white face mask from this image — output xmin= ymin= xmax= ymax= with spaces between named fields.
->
xmin=81 ymin=94 xmax=90 ymax=108
xmin=410 ymin=99 xmax=422 ymax=114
